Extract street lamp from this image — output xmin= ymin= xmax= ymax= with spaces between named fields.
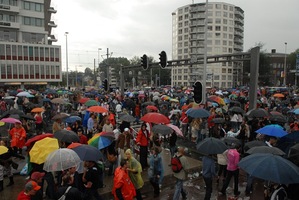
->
xmin=283 ymin=42 xmax=287 ymax=86
xmin=98 ymin=48 xmax=102 ymax=67
xmin=65 ymin=32 xmax=69 ymax=89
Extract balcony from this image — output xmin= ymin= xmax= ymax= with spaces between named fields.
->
xmin=234 ymin=44 xmax=243 ymax=51
xmin=0 ymin=4 xmax=19 ymax=13
xmin=234 ymin=31 xmax=243 ymax=38
xmin=48 ymin=35 xmax=58 ymax=42
xmin=235 ymin=24 xmax=244 ymax=31
xmin=48 ymin=7 xmax=57 ymax=13
xmin=48 ymin=21 xmax=57 ymax=28
xmin=0 ymin=21 xmax=20 ymax=29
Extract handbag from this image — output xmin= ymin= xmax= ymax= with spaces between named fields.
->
xmin=58 ymin=186 xmax=72 ymax=200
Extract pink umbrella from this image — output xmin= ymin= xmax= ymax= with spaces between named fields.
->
xmin=166 ymin=124 xmax=184 ymax=137
xmin=0 ymin=117 xmax=21 ymax=124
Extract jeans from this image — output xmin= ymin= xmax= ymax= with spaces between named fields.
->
xmin=173 ymin=178 xmax=187 ymax=200
xmin=221 ymin=169 xmax=239 ymax=195
xmin=245 ymin=174 xmax=254 ymax=195
xmin=170 ymin=145 xmax=176 ymax=158
xmin=203 ymin=176 xmax=213 ymax=200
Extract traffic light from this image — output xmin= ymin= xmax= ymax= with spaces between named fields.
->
xmin=141 ymin=54 xmax=148 ymax=70
xmin=102 ymin=79 xmax=108 ymax=91
xmin=159 ymin=51 xmax=167 ymax=68
xmin=193 ymin=81 xmax=203 ymax=104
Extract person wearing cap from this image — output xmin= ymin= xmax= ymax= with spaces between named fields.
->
xmin=17 ymin=181 xmax=41 ymax=200
xmin=9 ymin=121 xmax=26 ymax=155
xmin=29 ymin=172 xmax=45 ymax=200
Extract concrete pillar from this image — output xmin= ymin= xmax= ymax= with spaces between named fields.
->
xmin=248 ymin=47 xmax=260 ymax=111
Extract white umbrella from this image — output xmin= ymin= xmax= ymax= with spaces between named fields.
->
xmin=43 ymin=148 xmax=81 ymax=172
xmin=16 ymin=91 xmax=31 ymax=97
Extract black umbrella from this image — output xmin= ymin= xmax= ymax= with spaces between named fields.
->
xmin=211 ymin=118 xmax=226 ymax=124
xmin=246 ymin=108 xmax=269 ymax=118
xmin=229 ymin=101 xmax=241 ymax=107
xmin=229 ymin=106 xmax=244 ymax=114
xmin=0 ymin=109 xmax=25 ymax=119
xmin=54 ymin=130 xmax=80 ymax=143
xmin=238 ymin=153 xmax=299 ymax=184
xmin=119 ymin=114 xmax=136 ymax=122
xmin=269 ymin=115 xmax=287 ymax=123
xmin=244 ymin=140 xmax=267 ymax=152
xmin=196 ymin=137 xmax=228 ymax=155
xmin=152 ymin=124 xmax=172 ymax=136
xmin=222 ymin=137 xmax=241 ymax=146
xmin=71 ymin=144 xmax=103 ymax=161
xmin=288 ymin=143 xmax=299 ymax=165
xmin=246 ymin=146 xmax=285 ymax=156
xmin=141 ymin=102 xmax=155 ymax=107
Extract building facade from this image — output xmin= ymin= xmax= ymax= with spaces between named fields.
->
xmin=0 ymin=0 xmax=61 ymax=88
xmin=172 ymin=2 xmax=244 ymax=88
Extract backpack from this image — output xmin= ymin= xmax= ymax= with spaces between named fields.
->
xmin=58 ymin=186 xmax=71 ymax=200
xmin=171 ymin=155 xmax=183 ymax=173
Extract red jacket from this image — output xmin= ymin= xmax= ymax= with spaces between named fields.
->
xmin=136 ymin=129 xmax=149 ymax=147
xmin=112 ymin=167 xmax=136 ymax=200
xmin=9 ymin=127 xmax=26 ymax=148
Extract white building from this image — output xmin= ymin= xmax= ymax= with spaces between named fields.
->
xmin=0 ymin=0 xmax=61 ymax=88
xmin=172 ymin=2 xmax=244 ymax=88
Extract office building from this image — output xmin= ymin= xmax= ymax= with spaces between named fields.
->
xmin=0 ymin=0 xmax=61 ymax=88
xmin=172 ymin=2 xmax=244 ymax=88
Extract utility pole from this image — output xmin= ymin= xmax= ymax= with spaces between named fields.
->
xmin=106 ymin=48 xmax=109 ymax=83
xmin=94 ymin=58 xmax=96 ymax=86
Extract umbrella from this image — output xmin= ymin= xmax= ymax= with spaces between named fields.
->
xmin=140 ymin=113 xmax=170 ymax=124
xmin=273 ymin=93 xmax=284 ymax=98
xmin=211 ymin=118 xmax=226 ymax=124
xmin=229 ymin=100 xmax=241 ymax=107
xmin=51 ymin=98 xmax=66 ymax=104
xmin=31 ymin=107 xmax=44 ymax=113
xmin=65 ymin=116 xmax=82 ymax=124
xmin=256 ymin=124 xmax=287 ymax=138
xmin=3 ymin=96 xmax=15 ymax=100
xmin=141 ymin=102 xmax=155 ymax=107
xmin=29 ymin=137 xmax=59 ymax=164
xmin=88 ymin=133 xmax=114 ymax=150
xmin=0 ymin=117 xmax=21 ymax=124
xmin=246 ymin=108 xmax=269 ymax=118
xmin=269 ymin=115 xmax=287 ymax=123
xmin=186 ymin=108 xmax=210 ymax=118
xmin=85 ymin=100 xmax=98 ymax=107
xmin=196 ymin=137 xmax=228 ymax=155
xmin=54 ymin=129 xmax=80 ymax=143
xmin=98 ymin=131 xmax=115 ymax=138
xmin=79 ymin=98 xmax=90 ymax=104
xmin=229 ymin=106 xmax=244 ymax=114
xmin=238 ymin=153 xmax=299 ymax=184
xmin=119 ymin=114 xmax=135 ymax=122
xmin=43 ymin=148 xmax=81 ymax=172
xmin=52 ymin=113 xmax=70 ymax=120
xmin=70 ymin=144 xmax=103 ymax=161
xmin=87 ymin=106 xmax=108 ymax=113
xmin=25 ymin=133 xmax=54 ymax=146
xmin=67 ymin=142 xmax=82 ymax=149
xmin=146 ymin=105 xmax=158 ymax=111
xmin=222 ymin=137 xmax=241 ymax=146
xmin=246 ymin=146 xmax=285 ymax=156
xmin=166 ymin=124 xmax=184 ymax=137
xmin=0 ymin=109 xmax=24 ymax=119
xmin=0 ymin=146 xmax=8 ymax=155
xmin=152 ymin=124 xmax=173 ymax=136
xmin=288 ymin=143 xmax=299 ymax=165
xmin=244 ymin=140 xmax=267 ymax=151
xmin=207 ymin=95 xmax=225 ymax=106
xmin=16 ymin=91 xmax=31 ymax=97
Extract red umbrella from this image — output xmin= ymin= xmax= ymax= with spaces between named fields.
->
xmin=67 ymin=142 xmax=82 ymax=149
xmin=87 ymin=106 xmax=108 ymax=113
xmin=141 ymin=113 xmax=170 ymax=124
xmin=79 ymin=98 xmax=90 ymax=104
xmin=146 ymin=105 xmax=158 ymax=111
xmin=25 ymin=133 xmax=54 ymax=146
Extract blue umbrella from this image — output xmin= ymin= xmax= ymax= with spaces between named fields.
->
xmin=65 ymin=116 xmax=82 ymax=124
xmin=256 ymin=124 xmax=287 ymax=138
xmin=238 ymin=153 xmax=299 ymax=184
xmin=186 ymin=108 xmax=210 ymax=118
xmin=293 ymin=108 xmax=299 ymax=115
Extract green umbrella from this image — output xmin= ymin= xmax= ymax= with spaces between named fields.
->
xmin=85 ymin=100 xmax=98 ymax=107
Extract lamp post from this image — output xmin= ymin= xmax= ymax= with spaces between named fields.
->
xmin=65 ymin=32 xmax=69 ymax=89
xmin=202 ymin=0 xmax=209 ymax=103
xmin=283 ymin=42 xmax=287 ymax=86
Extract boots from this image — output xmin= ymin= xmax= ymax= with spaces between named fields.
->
xmin=0 ymin=180 xmax=3 ymax=191
xmin=6 ymin=177 xmax=14 ymax=187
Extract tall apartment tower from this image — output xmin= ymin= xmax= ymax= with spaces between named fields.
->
xmin=0 ymin=0 xmax=61 ymax=88
xmin=172 ymin=2 xmax=244 ymax=88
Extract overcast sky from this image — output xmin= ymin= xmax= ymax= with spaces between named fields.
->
xmin=51 ymin=0 xmax=299 ymax=72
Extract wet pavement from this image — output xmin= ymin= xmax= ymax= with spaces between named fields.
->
xmin=3 ymin=145 xmax=265 ymax=200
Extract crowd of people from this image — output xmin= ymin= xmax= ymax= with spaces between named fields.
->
xmin=0 ymin=86 xmax=298 ymax=199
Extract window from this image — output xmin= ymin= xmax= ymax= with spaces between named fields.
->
xmin=214 ymin=47 xmax=221 ymax=53
xmin=184 ymin=75 xmax=188 ymax=80
xmin=229 ymin=13 xmax=234 ymax=18
xmin=179 ymin=16 xmax=183 ymax=21
xmin=223 ymin=19 xmax=227 ymax=24
xmin=207 ymin=40 xmax=212 ymax=45
xmin=208 ymin=11 xmax=213 ymax=17
xmin=223 ymin=33 xmax=227 ymax=38
xmin=184 ymin=14 xmax=188 ymax=19
xmin=178 ymin=29 xmax=183 ymax=34
xmin=215 ymin=33 xmax=221 ymax=37
xmin=184 ymin=48 xmax=188 ymax=53
xmin=223 ymin=26 xmax=227 ymax=31
xmin=223 ymin=40 xmax=227 ymax=45
xmin=35 ymin=3 xmax=42 ymax=12
xmin=222 ymin=62 xmax=226 ymax=66
xmin=208 ymin=26 xmax=212 ymax=31
xmin=24 ymin=17 xmax=30 ymax=25
xmin=229 ymin=20 xmax=234 ymax=25
xmin=215 ymin=19 xmax=221 ymax=24
xmin=184 ymin=41 xmax=188 ymax=46
xmin=24 ymin=2 xmax=30 ymax=10
xmin=223 ymin=12 xmax=228 ymax=17
xmin=222 ymin=68 xmax=226 ymax=73
xmin=184 ymin=35 xmax=188 ymax=40
xmin=184 ymin=28 xmax=188 ymax=33
xmin=184 ymin=21 xmax=188 ymax=26
xmin=215 ymin=4 xmax=221 ymax=9
xmin=223 ymin=5 xmax=228 ymax=10
xmin=36 ymin=18 xmax=42 ymax=27
xmin=228 ymin=69 xmax=232 ymax=73
xmin=222 ymin=75 xmax=226 ymax=80
xmin=216 ymin=11 xmax=221 ymax=17
xmin=207 ymin=18 xmax=213 ymax=24
xmin=223 ymin=47 xmax=227 ymax=52
xmin=229 ymin=34 xmax=233 ymax=39
xmin=229 ymin=6 xmax=234 ymax=11
xmin=228 ymin=48 xmax=232 ymax=53
xmin=215 ymin=26 xmax=221 ymax=31
xmin=183 ymin=69 xmax=188 ymax=73
xmin=214 ymin=75 xmax=219 ymax=80
xmin=215 ymin=40 xmax=221 ymax=45
xmin=229 ymin=27 xmax=234 ymax=32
